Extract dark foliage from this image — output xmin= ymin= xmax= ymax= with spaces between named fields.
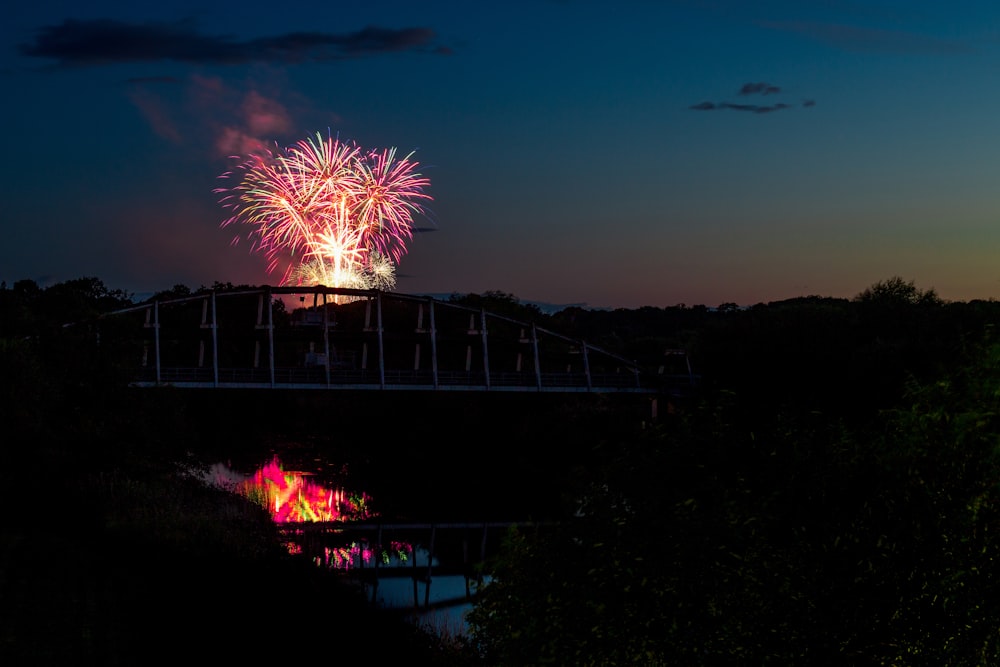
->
xmin=6 ymin=275 xmax=1000 ymax=665
xmin=470 ymin=361 xmax=1000 ymax=664
xmin=0 ymin=277 xmax=474 ymax=665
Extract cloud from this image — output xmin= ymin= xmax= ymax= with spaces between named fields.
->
xmin=185 ymin=75 xmax=296 ymax=157
xmin=127 ymin=85 xmax=183 ymax=143
xmin=739 ymin=82 xmax=781 ymax=96
xmin=121 ymin=73 xmax=300 ymax=158
xmin=723 ymin=102 xmax=789 ymax=113
xmin=123 ymin=76 xmax=185 ymax=144
xmin=19 ymin=18 xmax=451 ymax=67
xmin=691 ymin=81 xmax=814 ymax=114
xmin=241 ymin=90 xmax=293 ymax=138
xmin=215 ymin=127 xmax=269 ymax=159
xmin=689 ymin=101 xmax=717 ymax=111
xmin=690 ymin=101 xmax=792 ymax=114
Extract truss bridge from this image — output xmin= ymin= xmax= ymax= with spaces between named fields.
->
xmin=104 ymin=286 xmax=693 ymax=395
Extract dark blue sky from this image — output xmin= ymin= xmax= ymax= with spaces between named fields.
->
xmin=4 ymin=0 xmax=1000 ymax=308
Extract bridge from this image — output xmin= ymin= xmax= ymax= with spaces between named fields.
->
xmin=102 ymin=286 xmax=694 ymax=396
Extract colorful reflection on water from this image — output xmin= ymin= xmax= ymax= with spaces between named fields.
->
xmin=206 ymin=455 xmax=482 ymax=635
xmin=206 ymin=456 xmax=411 ymax=569
xmin=239 ymin=456 xmax=373 ymax=523
xmin=297 ymin=539 xmax=415 ymax=572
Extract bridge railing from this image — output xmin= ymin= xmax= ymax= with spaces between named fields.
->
xmin=107 ymin=286 xmax=685 ymax=394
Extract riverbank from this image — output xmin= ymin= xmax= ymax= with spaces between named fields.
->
xmin=0 ymin=394 xmax=486 ymax=665
xmin=0 ymin=331 xmax=654 ymax=664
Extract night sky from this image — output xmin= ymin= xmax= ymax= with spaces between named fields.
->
xmin=4 ymin=1 xmax=1000 ymax=309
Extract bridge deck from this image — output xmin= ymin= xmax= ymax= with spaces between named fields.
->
xmin=103 ymin=286 xmax=695 ymax=396
xmin=131 ymin=367 xmax=662 ymax=392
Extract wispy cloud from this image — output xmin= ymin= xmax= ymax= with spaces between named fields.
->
xmin=19 ymin=18 xmax=452 ymax=67
xmin=739 ymin=82 xmax=781 ymax=96
xmin=121 ymin=73 xmax=301 ymax=158
xmin=690 ymin=101 xmax=793 ymax=114
xmin=126 ymin=84 xmax=183 ymax=144
xmin=691 ymin=81 xmax=813 ymax=114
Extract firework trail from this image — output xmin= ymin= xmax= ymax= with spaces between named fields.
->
xmin=216 ymin=131 xmax=431 ymax=290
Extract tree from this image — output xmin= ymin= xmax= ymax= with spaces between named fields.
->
xmin=864 ymin=339 xmax=1000 ymax=664
xmin=854 ymin=276 xmax=941 ymax=307
xmin=467 ymin=399 xmax=833 ymax=664
xmin=468 ymin=336 xmax=1000 ymax=664
xmin=448 ymin=290 xmax=544 ymax=322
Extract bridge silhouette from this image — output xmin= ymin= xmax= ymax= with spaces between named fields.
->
xmin=104 ymin=286 xmax=693 ymax=395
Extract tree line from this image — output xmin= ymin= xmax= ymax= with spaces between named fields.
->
xmin=5 ymin=275 xmax=1000 ymax=664
xmin=465 ymin=280 xmax=1000 ymax=665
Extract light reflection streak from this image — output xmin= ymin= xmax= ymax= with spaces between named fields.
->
xmin=207 ymin=456 xmax=412 ymax=569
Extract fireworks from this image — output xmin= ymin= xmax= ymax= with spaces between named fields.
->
xmin=216 ymin=131 xmax=431 ymax=292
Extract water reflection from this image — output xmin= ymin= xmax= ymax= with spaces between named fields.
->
xmin=206 ymin=455 xmax=482 ymax=635
xmin=206 ymin=456 xmax=375 ymax=523
xmin=205 ymin=456 xmax=407 ymax=568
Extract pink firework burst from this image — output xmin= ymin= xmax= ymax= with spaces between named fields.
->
xmin=353 ymin=147 xmax=433 ymax=263
xmin=215 ymin=131 xmax=432 ymax=288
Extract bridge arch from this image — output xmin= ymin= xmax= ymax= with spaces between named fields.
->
xmin=103 ymin=286 xmax=668 ymax=394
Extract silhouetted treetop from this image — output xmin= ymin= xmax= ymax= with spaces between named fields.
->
xmin=854 ymin=276 xmax=942 ymax=307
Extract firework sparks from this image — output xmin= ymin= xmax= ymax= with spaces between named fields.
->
xmin=216 ymin=131 xmax=431 ymax=291
xmin=354 ymin=147 xmax=432 ymax=263
xmin=363 ymin=251 xmax=397 ymax=291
